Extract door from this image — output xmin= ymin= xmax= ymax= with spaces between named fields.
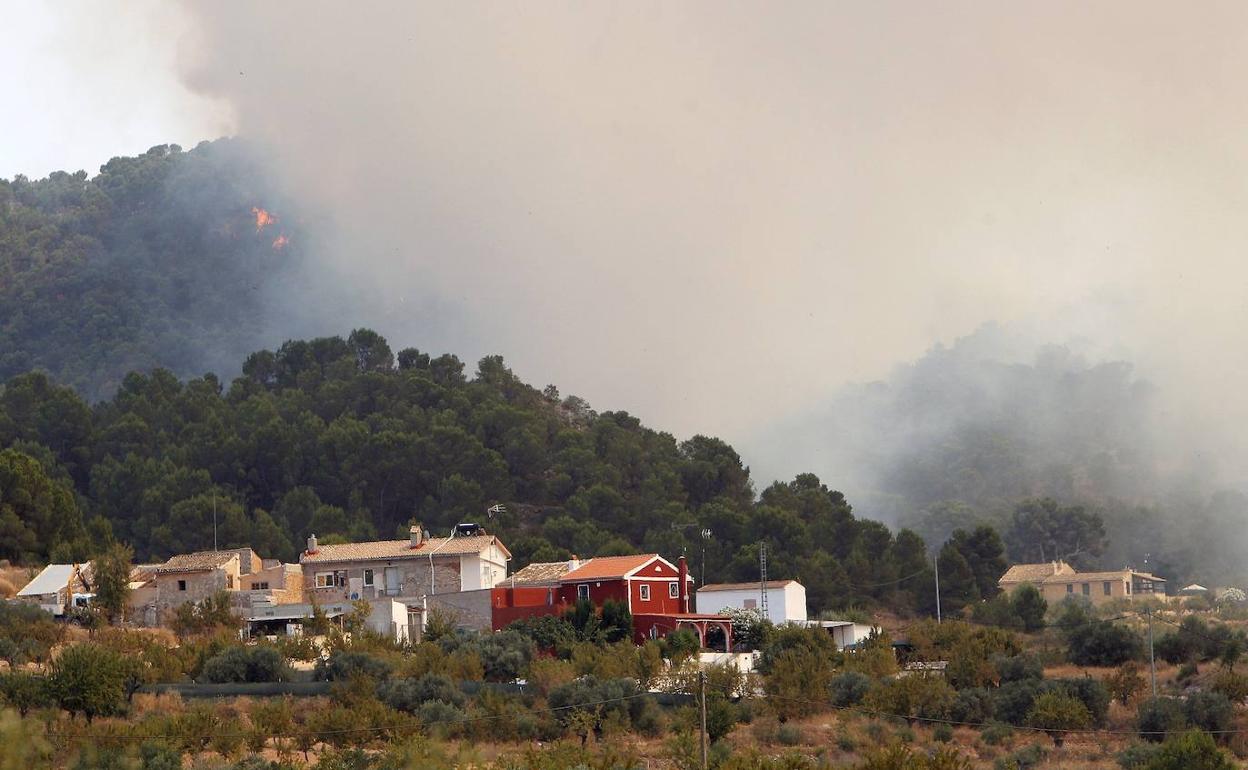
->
xmin=384 ymin=567 xmax=401 ymax=596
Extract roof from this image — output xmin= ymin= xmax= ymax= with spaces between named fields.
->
xmin=998 ymin=562 xmax=1076 ymax=584
xmin=156 ymin=551 xmax=238 ymax=573
xmin=16 ymin=564 xmax=80 ymax=597
xmin=301 ymin=534 xmax=510 ymax=564
xmin=1052 ymin=570 xmax=1165 ymax=583
xmin=562 ymin=554 xmax=672 ymax=581
xmin=698 ymin=580 xmax=799 ymax=593
xmin=508 ymin=561 xmax=574 ymax=584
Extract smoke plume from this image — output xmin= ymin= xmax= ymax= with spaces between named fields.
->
xmin=169 ymin=2 xmax=1248 ymax=497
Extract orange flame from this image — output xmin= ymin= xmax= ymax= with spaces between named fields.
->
xmin=252 ymin=207 xmax=276 ymax=232
xmin=272 ymin=234 xmax=290 ymax=251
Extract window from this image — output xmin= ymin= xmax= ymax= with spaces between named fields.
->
xmin=363 ymin=569 xmax=374 ymax=587
xmin=315 ymin=572 xmax=335 ymax=589
xmin=744 ymin=599 xmax=757 ymax=609
xmin=1081 ymin=583 xmax=1090 ymax=595
xmin=1066 ymin=584 xmax=1074 ymax=594
xmin=177 ymin=580 xmax=187 ymax=592
xmin=669 ymin=582 xmax=679 ymax=599
xmin=640 ymin=584 xmax=651 ymax=601
xmin=1127 ymin=583 xmax=1132 ymax=594
xmin=1103 ymin=581 xmax=1112 ymax=596
xmin=226 ymin=575 xmax=234 ymax=589
xmin=253 ymin=582 xmax=270 ymax=590
xmin=577 ymin=584 xmax=590 ymax=601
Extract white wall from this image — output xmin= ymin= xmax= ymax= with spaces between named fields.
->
xmin=695 ymin=583 xmax=808 ymax=624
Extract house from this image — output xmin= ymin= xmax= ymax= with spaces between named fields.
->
xmin=299 ymin=526 xmax=511 ymax=603
xmin=997 ymin=561 xmax=1167 ymax=607
xmin=150 ymin=548 xmax=260 ymax=623
xmin=245 ymin=597 xmax=420 ymax=643
xmin=997 ymin=561 xmax=1077 ymax=591
xmin=491 ymin=553 xmax=732 ymax=649
xmin=555 ymin=554 xmax=692 ymax=614
xmin=15 ymin=563 xmax=94 ymax=616
xmin=696 ymin=579 xmax=807 ymax=624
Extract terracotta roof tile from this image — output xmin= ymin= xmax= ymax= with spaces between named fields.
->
xmin=698 ymin=580 xmax=796 ymax=592
xmin=998 ymin=562 xmax=1075 ymax=584
xmin=507 ymin=561 xmax=574 ymax=584
xmin=156 ymin=551 xmax=238 ymax=573
xmin=301 ymin=534 xmax=508 ymax=564
xmin=562 ymin=554 xmax=664 ymax=581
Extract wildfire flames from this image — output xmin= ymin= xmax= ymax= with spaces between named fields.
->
xmin=272 ymin=234 xmax=290 ymax=251
xmin=252 ymin=206 xmax=276 ymax=232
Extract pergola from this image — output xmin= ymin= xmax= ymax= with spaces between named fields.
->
xmin=637 ymin=612 xmax=734 ymax=652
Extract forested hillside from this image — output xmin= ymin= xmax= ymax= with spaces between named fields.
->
xmin=0 ymin=333 xmax=944 ymax=614
xmin=764 ymin=325 xmax=1248 ymax=590
xmin=0 ymin=140 xmax=307 ymax=401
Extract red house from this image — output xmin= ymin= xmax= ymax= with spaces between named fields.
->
xmin=491 ymin=553 xmax=732 ymax=649
xmin=555 ymin=554 xmax=691 ymax=614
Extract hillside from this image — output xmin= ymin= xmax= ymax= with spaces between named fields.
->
xmin=0 ymin=334 xmax=936 ymax=615
xmin=0 ymin=140 xmax=311 ymax=401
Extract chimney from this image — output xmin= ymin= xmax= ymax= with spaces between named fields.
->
xmin=410 ymin=525 xmax=423 ymax=548
xmin=678 ymin=555 xmax=690 ymax=613
xmin=306 ymin=533 xmax=318 ymax=554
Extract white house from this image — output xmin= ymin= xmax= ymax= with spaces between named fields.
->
xmin=696 ymin=579 xmax=807 ymax=624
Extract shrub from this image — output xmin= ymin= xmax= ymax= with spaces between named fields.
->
xmin=1143 ymin=730 xmax=1236 ymax=770
xmin=1183 ymin=690 xmax=1233 ymax=736
xmin=1106 ymin=662 xmax=1146 ymax=706
xmin=377 ymin=674 xmax=466 ymax=713
xmin=475 ymin=630 xmax=534 ymax=682
xmin=950 ymin=688 xmax=994 ymax=724
xmin=1136 ymin=697 xmax=1188 ymax=742
xmin=994 ymin=743 xmax=1046 ymax=770
xmin=994 ymin=654 xmax=1043 ymax=684
xmin=315 ymin=650 xmax=394 ymax=682
xmin=1210 ymin=670 xmax=1248 ymax=703
xmin=776 ymin=723 xmax=804 ymax=746
xmin=980 ymin=722 xmax=1014 ymax=746
xmin=829 ymin=671 xmax=871 ymax=707
xmin=933 ymin=723 xmax=954 ymax=742
xmin=200 ymin=645 xmax=289 ymax=683
xmin=0 ymin=671 xmax=50 ymax=715
xmin=1116 ymin=742 xmax=1160 ymax=769
xmin=1025 ymin=691 xmax=1091 ymax=747
xmin=1066 ymin=620 xmax=1144 ymax=667
xmin=48 ymin=643 xmax=130 ymax=722
xmin=1041 ymin=677 xmax=1109 ymax=727
xmin=993 ymin=680 xmax=1041 ymax=725
xmin=864 ymin=675 xmax=956 ymax=724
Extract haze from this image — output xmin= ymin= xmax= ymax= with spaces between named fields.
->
xmin=8 ymin=2 xmax=1248 ymax=491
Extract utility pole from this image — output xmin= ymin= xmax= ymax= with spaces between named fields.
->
xmin=934 ymin=553 xmax=941 ymax=623
xmin=699 ymin=670 xmax=709 ymax=770
xmin=212 ymin=489 xmax=218 ymax=552
xmin=1147 ymin=606 xmax=1157 ymax=698
xmin=759 ymin=541 xmax=769 ymax=621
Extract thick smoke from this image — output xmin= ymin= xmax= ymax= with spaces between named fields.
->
xmin=169 ymin=2 xmax=1248 ymax=498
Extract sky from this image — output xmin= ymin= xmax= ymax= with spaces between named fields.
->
xmin=6 ymin=3 xmax=1248 ymax=488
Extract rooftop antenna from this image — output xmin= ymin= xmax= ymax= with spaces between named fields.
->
xmin=212 ymin=489 xmax=218 ymax=552
xmin=759 ymin=541 xmax=769 ymax=620
xmin=487 ymin=503 xmax=506 ymax=519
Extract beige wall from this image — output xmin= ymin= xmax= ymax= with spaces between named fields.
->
xmin=1003 ymin=574 xmax=1165 ymax=607
xmin=153 ymin=556 xmax=241 ymax=623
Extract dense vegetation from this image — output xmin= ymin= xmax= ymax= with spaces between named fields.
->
xmin=0 ymin=328 xmax=964 ymax=614
xmin=774 ymin=325 xmax=1248 ymax=589
xmin=0 ymin=140 xmax=309 ymax=401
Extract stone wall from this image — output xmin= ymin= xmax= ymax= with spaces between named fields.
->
xmin=303 ymin=558 xmax=462 ymax=603
xmin=426 ymin=588 xmax=493 ymax=632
